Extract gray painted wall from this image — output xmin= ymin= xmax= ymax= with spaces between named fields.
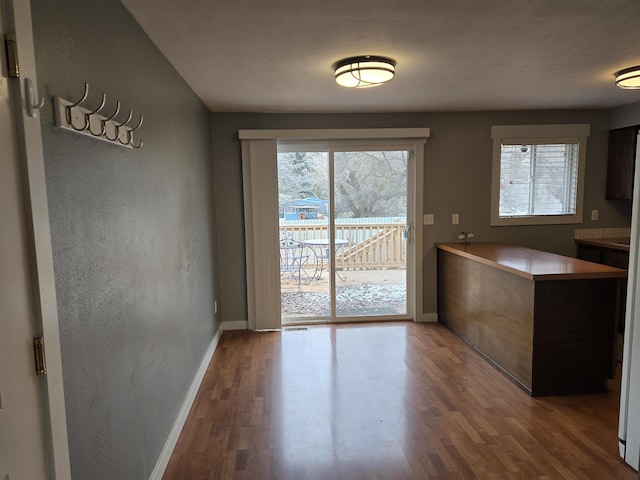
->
xmin=611 ymin=100 xmax=640 ymax=129
xmin=31 ymin=1 xmax=216 ymax=478
xmin=212 ymin=110 xmax=631 ymax=321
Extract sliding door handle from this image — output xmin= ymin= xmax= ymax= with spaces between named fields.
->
xmin=403 ymin=224 xmax=411 ymax=244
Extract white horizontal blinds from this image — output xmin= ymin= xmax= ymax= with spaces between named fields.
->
xmin=499 ymin=140 xmax=579 ymax=217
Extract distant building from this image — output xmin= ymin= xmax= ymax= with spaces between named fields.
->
xmin=280 ymin=197 xmax=328 ymax=220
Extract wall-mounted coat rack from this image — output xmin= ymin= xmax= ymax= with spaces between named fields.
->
xmin=54 ymin=83 xmax=143 ymax=149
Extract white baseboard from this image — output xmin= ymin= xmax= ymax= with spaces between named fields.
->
xmin=220 ymin=319 xmax=249 ymax=331
xmin=149 ymin=327 xmax=222 ymax=480
xmin=415 ymin=312 xmax=438 ymax=323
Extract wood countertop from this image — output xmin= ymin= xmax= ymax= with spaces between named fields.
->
xmin=435 ymin=242 xmax=627 ymax=281
xmin=575 ymin=237 xmax=631 ymax=252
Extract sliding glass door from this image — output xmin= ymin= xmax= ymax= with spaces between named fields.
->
xmin=333 ymin=149 xmax=409 ymax=318
xmin=278 ymin=149 xmax=331 ymax=319
xmin=278 ymin=143 xmax=413 ymax=324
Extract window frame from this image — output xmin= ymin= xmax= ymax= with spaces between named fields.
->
xmin=490 ymin=124 xmax=590 ymax=226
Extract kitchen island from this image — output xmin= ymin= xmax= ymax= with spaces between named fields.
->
xmin=436 ymin=242 xmax=627 ymax=396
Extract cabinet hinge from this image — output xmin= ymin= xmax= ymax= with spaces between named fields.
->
xmin=33 ymin=337 xmax=47 ymax=376
xmin=4 ymin=34 xmax=20 ymax=78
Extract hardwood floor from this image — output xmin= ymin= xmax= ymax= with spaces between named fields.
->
xmin=163 ymin=322 xmax=636 ymax=479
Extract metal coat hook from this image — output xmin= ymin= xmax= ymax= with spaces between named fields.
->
xmin=121 ymin=113 xmax=143 ymax=145
xmin=117 ymin=108 xmax=133 ymax=127
xmin=54 ymin=83 xmax=144 ymax=149
xmin=91 ymin=101 xmax=120 ymax=137
xmin=128 ymin=114 xmax=144 ymax=148
xmin=107 ymin=108 xmax=132 ymax=141
xmin=25 ymin=78 xmax=45 ymax=118
xmin=65 ymin=83 xmax=89 ymax=128
xmin=129 ymin=113 xmax=144 ymax=132
xmin=85 ymin=93 xmax=107 ymax=135
xmin=87 ymin=93 xmax=106 ymax=117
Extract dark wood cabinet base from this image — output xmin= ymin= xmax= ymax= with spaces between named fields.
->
xmin=437 ymin=247 xmax=619 ymax=396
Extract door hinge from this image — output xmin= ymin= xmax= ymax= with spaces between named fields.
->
xmin=4 ymin=34 xmax=20 ymax=78
xmin=33 ymin=337 xmax=47 ymax=376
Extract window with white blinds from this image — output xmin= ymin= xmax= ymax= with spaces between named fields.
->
xmin=499 ymin=142 xmax=578 ymax=217
xmin=491 ymin=125 xmax=589 ymax=226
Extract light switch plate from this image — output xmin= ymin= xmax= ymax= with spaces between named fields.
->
xmin=423 ymin=214 xmax=434 ymax=225
xmin=452 ymin=213 xmax=459 ymax=225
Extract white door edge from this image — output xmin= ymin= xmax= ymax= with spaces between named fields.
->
xmin=5 ymin=0 xmax=71 ymax=477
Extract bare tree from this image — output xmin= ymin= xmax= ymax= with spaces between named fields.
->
xmin=334 ymin=150 xmax=407 ymax=218
xmin=277 ymin=151 xmax=327 ymax=201
xmin=278 ymin=149 xmax=408 ymax=219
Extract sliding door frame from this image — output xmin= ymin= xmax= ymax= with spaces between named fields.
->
xmin=240 ymin=128 xmax=430 ymax=329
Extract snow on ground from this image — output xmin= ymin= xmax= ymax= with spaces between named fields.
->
xmin=281 ymin=282 xmax=406 ymax=317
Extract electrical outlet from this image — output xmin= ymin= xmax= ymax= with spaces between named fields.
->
xmin=591 ymin=209 xmax=599 ymax=221
xmin=452 ymin=213 xmax=459 ymax=225
xmin=423 ymin=214 xmax=434 ymax=225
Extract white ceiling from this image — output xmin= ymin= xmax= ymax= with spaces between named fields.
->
xmin=121 ymin=0 xmax=640 ymax=113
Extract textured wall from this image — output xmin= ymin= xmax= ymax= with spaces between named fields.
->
xmin=610 ymin=100 xmax=640 ymax=129
xmin=31 ymin=1 xmax=216 ymax=478
xmin=212 ymin=110 xmax=630 ymax=321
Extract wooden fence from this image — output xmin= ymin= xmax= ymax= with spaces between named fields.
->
xmin=280 ymin=222 xmax=406 ymax=270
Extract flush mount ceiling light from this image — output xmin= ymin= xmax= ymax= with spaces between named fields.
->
xmin=333 ymin=55 xmax=396 ymax=88
xmin=614 ymin=65 xmax=640 ymax=89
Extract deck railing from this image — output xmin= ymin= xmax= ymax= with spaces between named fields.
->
xmin=280 ymin=221 xmax=406 ymax=270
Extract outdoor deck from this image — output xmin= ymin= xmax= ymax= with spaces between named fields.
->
xmin=279 ymin=220 xmax=408 ymax=319
xmin=280 ymin=221 xmax=406 ymax=270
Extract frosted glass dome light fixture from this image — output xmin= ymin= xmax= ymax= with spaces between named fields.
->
xmin=333 ymin=55 xmax=396 ymax=88
xmin=614 ymin=65 xmax=640 ymax=89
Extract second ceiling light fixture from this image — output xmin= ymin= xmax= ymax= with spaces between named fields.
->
xmin=333 ymin=55 xmax=396 ymax=88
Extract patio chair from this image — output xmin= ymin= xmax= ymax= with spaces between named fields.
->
xmin=280 ymin=237 xmax=310 ymax=292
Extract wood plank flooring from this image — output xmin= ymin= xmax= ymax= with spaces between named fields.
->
xmin=163 ymin=322 xmax=637 ymax=479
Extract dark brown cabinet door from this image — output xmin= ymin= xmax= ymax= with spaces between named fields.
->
xmin=606 ymin=126 xmax=638 ymax=200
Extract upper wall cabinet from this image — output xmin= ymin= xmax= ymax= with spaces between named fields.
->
xmin=606 ymin=126 xmax=639 ymax=200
